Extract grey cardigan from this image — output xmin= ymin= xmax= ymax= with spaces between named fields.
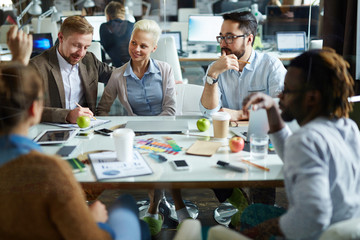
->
xmin=96 ymin=59 xmax=176 ymax=116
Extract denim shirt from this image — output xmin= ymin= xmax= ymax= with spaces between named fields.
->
xmin=0 ymin=134 xmax=41 ymax=167
xmin=124 ymin=58 xmax=164 ymax=116
xmin=200 ymin=49 xmax=286 ymax=118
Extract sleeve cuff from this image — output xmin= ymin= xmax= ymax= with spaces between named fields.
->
xmin=97 ymin=222 xmax=116 ymax=239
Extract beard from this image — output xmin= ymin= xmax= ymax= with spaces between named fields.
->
xmin=221 ymin=47 xmax=245 ymax=59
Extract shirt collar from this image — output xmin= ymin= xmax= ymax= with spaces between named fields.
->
xmin=0 ymin=134 xmax=42 ymax=166
xmin=56 ymin=47 xmax=79 ymax=73
xmin=244 ymin=49 xmax=255 ymax=71
xmin=124 ymin=58 xmax=160 ymax=79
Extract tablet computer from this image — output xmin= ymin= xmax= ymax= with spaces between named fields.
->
xmin=34 ymin=129 xmax=79 ymax=145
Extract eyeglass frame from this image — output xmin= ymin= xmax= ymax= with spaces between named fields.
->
xmin=216 ymin=34 xmax=248 ymax=44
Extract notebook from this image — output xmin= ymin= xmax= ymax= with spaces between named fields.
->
xmin=125 ymin=120 xmax=189 ymax=134
xmin=44 ymin=118 xmax=110 ymax=131
xmin=230 ymin=109 xmax=269 ymax=142
xmin=276 ymin=31 xmax=306 ymax=53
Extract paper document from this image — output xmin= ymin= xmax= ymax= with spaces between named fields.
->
xmin=44 ymin=118 xmax=110 ymax=131
xmin=88 ymin=151 xmax=153 ymax=180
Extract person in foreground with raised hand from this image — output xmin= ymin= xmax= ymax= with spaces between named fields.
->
xmin=6 ymin=25 xmax=32 ymax=65
xmin=239 ymin=48 xmax=360 ymax=240
xmin=0 ymin=62 xmax=149 ymax=240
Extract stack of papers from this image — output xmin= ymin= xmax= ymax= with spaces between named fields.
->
xmin=44 ymin=118 xmax=110 ymax=131
xmin=88 ymin=151 xmax=153 ymax=180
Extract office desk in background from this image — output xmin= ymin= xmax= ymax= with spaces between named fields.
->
xmin=29 ymin=116 xmax=284 ymax=197
xmin=179 ymin=51 xmax=300 ymax=63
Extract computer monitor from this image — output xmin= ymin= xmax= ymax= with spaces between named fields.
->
xmin=212 ymin=0 xmax=252 ymax=14
xmin=188 ymin=15 xmax=223 ymax=51
xmin=264 ymin=5 xmax=320 ymax=41
xmin=60 ymin=15 xmax=106 ymax=42
xmin=31 ymin=33 xmax=53 ymax=58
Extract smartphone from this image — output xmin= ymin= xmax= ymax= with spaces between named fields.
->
xmin=172 ymin=160 xmax=189 ymax=171
xmin=94 ymin=128 xmax=113 ymax=136
xmin=56 ymin=145 xmax=77 ymax=157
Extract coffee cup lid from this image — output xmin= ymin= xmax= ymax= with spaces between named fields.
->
xmin=211 ymin=111 xmax=231 ymax=121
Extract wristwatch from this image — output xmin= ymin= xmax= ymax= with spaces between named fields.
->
xmin=206 ymin=75 xmax=218 ymax=85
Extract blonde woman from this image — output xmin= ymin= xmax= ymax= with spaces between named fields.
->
xmin=97 ymin=19 xmax=176 ymax=116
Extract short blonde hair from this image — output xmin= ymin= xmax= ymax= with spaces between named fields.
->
xmin=131 ymin=19 xmax=161 ymax=45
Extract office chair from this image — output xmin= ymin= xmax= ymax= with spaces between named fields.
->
xmin=151 ymin=36 xmax=183 ymax=83
xmin=175 ymin=83 xmax=204 ymax=116
xmin=87 ymin=41 xmax=102 ymax=61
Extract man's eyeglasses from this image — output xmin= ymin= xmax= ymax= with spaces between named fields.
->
xmin=216 ymin=34 xmax=247 ymax=44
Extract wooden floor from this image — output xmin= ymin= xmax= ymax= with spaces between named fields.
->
xmin=97 ymin=188 xmax=288 ymax=240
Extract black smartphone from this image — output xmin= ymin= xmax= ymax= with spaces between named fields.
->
xmin=56 ymin=145 xmax=77 ymax=157
xmin=94 ymin=128 xmax=113 ymax=136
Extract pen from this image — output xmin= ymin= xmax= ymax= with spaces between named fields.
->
xmin=241 ymin=159 xmax=270 ymax=171
xmin=217 ymin=160 xmax=246 ymax=172
xmin=75 ymin=102 xmax=97 ymax=120
xmin=238 ymin=60 xmax=250 ymax=64
xmin=149 ymin=153 xmax=167 ymax=162
xmin=94 ymin=129 xmax=111 ymax=136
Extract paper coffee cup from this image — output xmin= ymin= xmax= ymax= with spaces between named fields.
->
xmin=211 ymin=112 xmax=231 ymax=139
xmin=112 ymin=128 xmax=135 ymax=162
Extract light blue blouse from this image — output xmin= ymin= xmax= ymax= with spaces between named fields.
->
xmin=124 ymin=59 xmax=164 ymax=116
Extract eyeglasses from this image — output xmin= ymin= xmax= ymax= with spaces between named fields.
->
xmin=216 ymin=34 xmax=247 ymax=44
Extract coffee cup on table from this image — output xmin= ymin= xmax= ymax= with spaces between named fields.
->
xmin=112 ymin=128 xmax=135 ymax=162
xmin=211 ymin=112 xmax=231 ymax=139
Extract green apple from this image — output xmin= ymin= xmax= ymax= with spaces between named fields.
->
xmin=197 ymin=118 xmax=210 ymax=132
xmin=76 ymin=116 xmax=91 ymax=128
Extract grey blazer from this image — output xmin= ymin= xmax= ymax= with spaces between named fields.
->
xmin=29 ymin=46 xmax=114 ymax=123
xmin=96 ymin=59 xmax=176 ymax=116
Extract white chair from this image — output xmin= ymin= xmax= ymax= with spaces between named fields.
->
xmin=175 ymin=83 xmax=204 ymax=116
xmin=151 ymin=36 xmax=183 ymax=83
xmin=169 ymin=22 xmax=189 ymax=41
xmin=31 ymin=17 xmax=58 ymax=44
xmin=319 ymin=218 xmax=360 ymax=240
xmin=87 ymin=42 xmax=102 ymax=61
xmin=178 ymin=8 xmax=199 ymax=22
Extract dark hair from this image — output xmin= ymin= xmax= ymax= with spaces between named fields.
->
xmin=222 ymin=11 xmax=257 ymax=46
xmin=105 ymin=1 xmax=125 ymax=20
xmin=0 ymin=63 xmax=43 ymax=133
xmin=60 ymin=15 xmax=94 ymax=37
xmin=289 ymin=48 xmax=354 ymax=118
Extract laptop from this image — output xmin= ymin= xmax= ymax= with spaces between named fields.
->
xmin=276 ymin=31 xmax=306 ymax=53
xmin=161 ymin=31 xmax=188 ymax=57
xmin=230 ymin=109 xmax=269 ymax=142
xmin=125 ymin=120 xmax=189 ymax=134
xmin=31 ymin=33 xmax=53 ymax=58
